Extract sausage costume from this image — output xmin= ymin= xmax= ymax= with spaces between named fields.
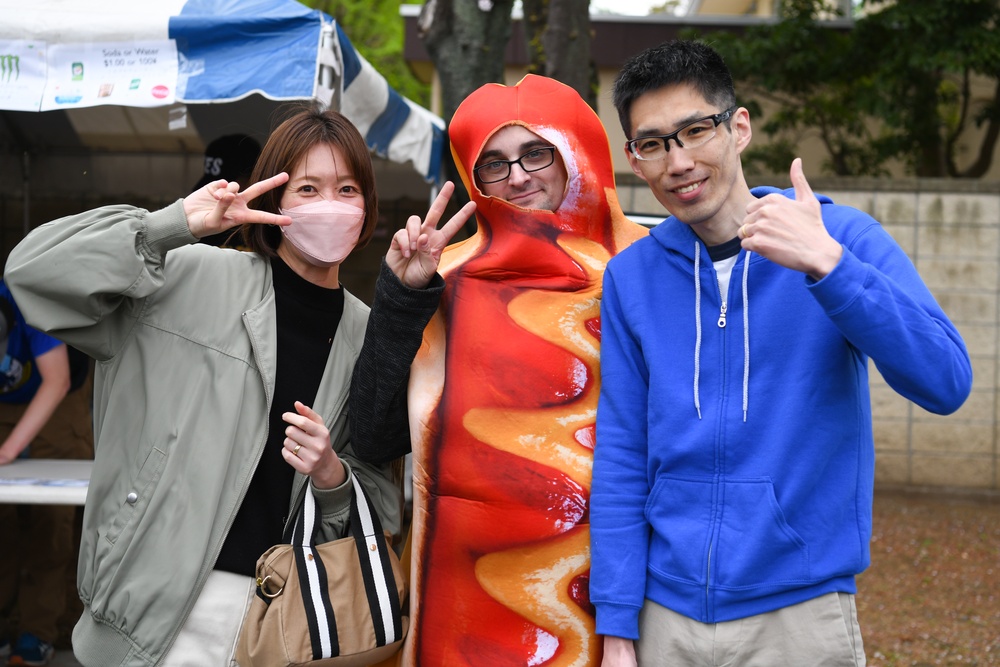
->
xmin=399 ymin=75 xmax=647 ymax=666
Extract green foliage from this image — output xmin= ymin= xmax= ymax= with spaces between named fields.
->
xmin=851 ymin=0 xmax=1000 ymax=177
xmin=693 ymin=0 xmax=1000 ymax=178
xmin=521 ymin=0 xmax=598 ymax=110
xmin=304 ymin=0 xmax=430 ymax=107
xmin=647 ymin=0 xmax=683 ymax=14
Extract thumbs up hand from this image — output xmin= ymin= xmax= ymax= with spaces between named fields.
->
xmin=739 ymin=158 xmax=843 ymax=280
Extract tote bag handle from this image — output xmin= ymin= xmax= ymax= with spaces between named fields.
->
xmin=289 ymin=475 xmax=404 ymax=660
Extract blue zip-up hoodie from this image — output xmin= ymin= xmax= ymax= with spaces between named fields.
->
xmin=590 ymin=187 xmax=972 ymax=639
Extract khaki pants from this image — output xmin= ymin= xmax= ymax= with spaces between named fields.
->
xmin=0 ymin=383 xmax=93 ymax=645
xmin=637 ymin=592 xmax=866 ymax=667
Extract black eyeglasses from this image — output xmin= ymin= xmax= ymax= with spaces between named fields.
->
xmin=626 ymin=106 xmax=738 ymax=161
xmin=474 ymin=146 xmax=557 ymax=184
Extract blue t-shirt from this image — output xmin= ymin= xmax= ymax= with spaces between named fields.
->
xmin=0 ymin=281 xmax=63 ymax=404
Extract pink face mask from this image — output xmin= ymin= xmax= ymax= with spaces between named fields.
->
xmin=278 ymin=199 xmax=366 ymax=267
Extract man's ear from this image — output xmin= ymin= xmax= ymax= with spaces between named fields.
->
xmin=625 ymin=148 xmax=648 ymax=181
xmin=733 ymin=107 xmax=752 ymax=155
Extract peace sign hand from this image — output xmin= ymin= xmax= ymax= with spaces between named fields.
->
xmin=183 ymin=173 xmax=292 ymax=239
xmin=386 ymin=181 xmax=477 ymax=289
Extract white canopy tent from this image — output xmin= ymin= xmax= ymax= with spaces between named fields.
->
xmin=0 ymin=0 xmax=444 ymax=238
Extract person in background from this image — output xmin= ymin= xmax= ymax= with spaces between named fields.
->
xmin=0 ymin=280 xmax=93 ymax=667
xmin=590 ymin=40 xmax=973 ymax=667
xmin=4 ymin=106 xmax=475 ymax=667
xmin=193 ymin=133 xmax=262 ymax=248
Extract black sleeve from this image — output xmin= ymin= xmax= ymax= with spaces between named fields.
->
xmin=349 ymin=259 xmax=445 ymax=464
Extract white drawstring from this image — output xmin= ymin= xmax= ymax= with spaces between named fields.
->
xmin=742 ymin=251 xmax=751 ymax=422
xmin=693 ymin=242 xmax=702 ymax=420
xmin=692 ymin=244 xmax=751 ymax=422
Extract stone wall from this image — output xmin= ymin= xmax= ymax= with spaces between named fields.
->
xmin=617 ymin=176 xmax=1000 ymax=492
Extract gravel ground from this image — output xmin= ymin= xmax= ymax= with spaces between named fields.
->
xmin=858 ymin=489 xmax=1000 ymax=666
xmin=50 ymin=489 xmax=998 ymax=666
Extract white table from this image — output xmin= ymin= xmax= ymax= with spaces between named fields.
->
xmin=0 ymin=459 xmax=92 ymax=505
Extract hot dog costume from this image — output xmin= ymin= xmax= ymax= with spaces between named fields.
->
xmin=399 ymin=75 xmax=647 ymax=666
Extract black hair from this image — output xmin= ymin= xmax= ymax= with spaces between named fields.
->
xmin=612 ymin=40 xmax=737 ymax=139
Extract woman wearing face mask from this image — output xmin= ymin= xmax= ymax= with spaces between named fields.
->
xmin=3 ymin=107 xmax=475 ymax=667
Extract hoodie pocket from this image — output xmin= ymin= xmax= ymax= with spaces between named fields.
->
xmin=714 ymin=478 xmax=810 ymax=588
xmin=645 ymin=476 xmax=810 ymax=589
xmin=645 ymin=476 xmax=716 ymax=585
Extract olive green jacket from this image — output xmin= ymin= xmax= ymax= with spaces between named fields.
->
xmin=5 ymin=200 xmax=401 ymax=667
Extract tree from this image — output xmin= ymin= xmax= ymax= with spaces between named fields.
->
xmin=699 ymin=0 xmax=1000 ymax=178
xmin=852 ymin=0 xmax=1000 ymax=178
xmin=409 ymin=0 xmax=515 ymax=205
xmin=523 ymin=0 xmax=597 ymax=109
xmin=418 ymin=0 xmax=596 ymax=119
xmin=416 ymin=0 xmax=516 ymax=124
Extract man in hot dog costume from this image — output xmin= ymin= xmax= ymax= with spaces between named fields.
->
xmin=359 ymin=74 xmax=647 ymax=666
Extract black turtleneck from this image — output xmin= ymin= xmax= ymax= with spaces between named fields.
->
xmin=214 ymin=256 xmax=344 ymax=576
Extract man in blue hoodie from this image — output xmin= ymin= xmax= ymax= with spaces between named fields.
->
xmin=590 ymin=40 xmax=973 ymax=667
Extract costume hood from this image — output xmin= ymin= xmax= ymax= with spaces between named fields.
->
xmin=449 ymin=74 xmax=627 ymax=246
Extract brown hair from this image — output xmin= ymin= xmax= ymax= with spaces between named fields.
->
xmin=241 ymin=105 xmax=379 ymax=256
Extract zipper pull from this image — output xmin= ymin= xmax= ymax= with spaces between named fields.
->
xmin=718 ymin=301 xmax=727 ymax=328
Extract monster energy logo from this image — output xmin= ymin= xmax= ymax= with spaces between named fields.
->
xmin=1 ymin=54 xmax=19 ymax=82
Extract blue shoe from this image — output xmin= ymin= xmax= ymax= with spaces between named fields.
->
xmin=8 ymin=633 xmax=54 ymax=666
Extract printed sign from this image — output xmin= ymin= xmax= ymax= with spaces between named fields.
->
xmin=41 ymin=40 xmax=178 ymax=110
xmin=0 ymin=40 xmax=48 ymax=111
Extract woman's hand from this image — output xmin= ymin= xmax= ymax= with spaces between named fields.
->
xmin=281 ymin=401 xmax=346 ymax=490
xmin=183 ymin=173 xmax=292 ymax=239
xmin=386 ymin=181 xmax=477 ymax=289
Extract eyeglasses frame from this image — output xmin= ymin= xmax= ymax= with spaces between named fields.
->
xmin=473 ymin=145 xmax=558 ymax=184
xmin=626 ymin=106 xmax=739 ymax=161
